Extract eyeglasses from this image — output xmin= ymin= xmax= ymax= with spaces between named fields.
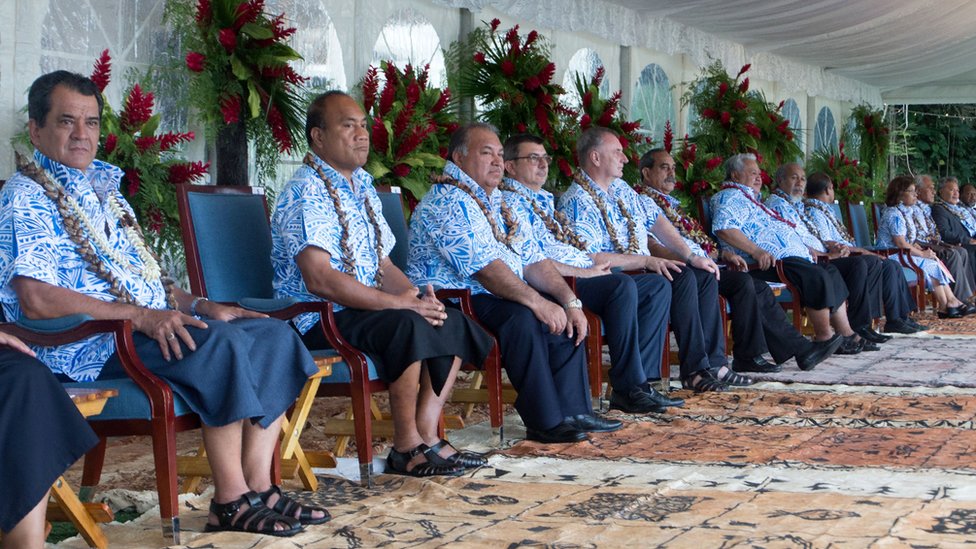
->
xmin=510 ymin=154 xmax=552 ymax=166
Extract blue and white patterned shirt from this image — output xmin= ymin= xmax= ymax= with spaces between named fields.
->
xmin=501 ymin=178 xmax=593 ymax=268
xmin=557 ymin=171 xmax=659 ymax=256
xmin=803 ymin=198 xmax=855 ymax=247
xmin=913 ymin=203 xmax=939 ymax=241
xmin=710 ymin=181 xmax=814 ymax=262
xmin=634 ymin=188 xmax=707 ymax=257
xmin=764 ymin=192 xmax=826 ymax=252
xmin=270 ymin=154 xmax=395 ymax=333
xmin=0 ymin=150 xmax=169 ymax=381
xmin=876 ymin=204 xmax=917 ymax=248
xmin=406 ymin=162 xmax=545 ymax=295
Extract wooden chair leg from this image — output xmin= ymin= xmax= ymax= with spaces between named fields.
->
xmin=150 ymin=419 xmax=180 ymax=544
xmin=462 ymin=371 xmax=484 ymax=419
xmin=349 ymin=382 xmax=375 ymax=487
xmin=50 ymin=476 xmax=109 ymax=549
xmin=181 ymin=444 xmax=207 ymax=495
xmin=79 ymin=437 xmax=107 ymax=502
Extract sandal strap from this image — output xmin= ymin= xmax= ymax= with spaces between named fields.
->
xmin=210 ymin=491 xmax=300 ymax=534
xmin=718 ymin=368 xmax=753 ymax=386
xmin=260 ymin=485 xmax=327 ymax=523
xmin=428 ymin=439 xmax=488 ymax=468
xmin=683 ymin=370 xmax=729 ymax=393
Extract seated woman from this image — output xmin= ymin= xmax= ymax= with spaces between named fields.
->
xmin=877 ymin=176 xmax=969 ymax=318
xmin=0 ymin=331 xmax=98 ymax=549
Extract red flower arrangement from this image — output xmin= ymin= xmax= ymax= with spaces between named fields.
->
xmin=90 ymin=50 xmax=209 ymax=252
xmin=849 ymin=104 xmax=890 ymax=184
xmin=667 ymin=121 xmax=725 ymax=199
xmin=569 ymin=66 xmax=651 ymax=187
xmin=169 ymin=0 xmax=307 ymax=183
xmin=451 ymin=20 xmax=574 ymax=184
xmin=807 ymin=140 xmax=867 ymax=203
xmin=360 ymin=61 xmax=459 ymax=206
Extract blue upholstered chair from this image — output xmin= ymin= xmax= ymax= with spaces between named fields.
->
xmin=846 ymin=201 xmax=925 ymax=310
xmin=175 ymin=183 xmax=383 ymax=485
xmin=1 ymin=315 xmax=200 ymax=544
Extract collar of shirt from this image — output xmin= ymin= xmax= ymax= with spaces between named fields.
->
xmin=645 ymin=186 xmax=681 ymax=209
xmin=305 ymin=152 xmax=374 ymax=194
xmin=34 ymin=149 xmax=123 ymax=203
xmin=503 ymin=177 xmax=555 ymax=213
xmin=443 ymin=161 xmax=502 ymax=208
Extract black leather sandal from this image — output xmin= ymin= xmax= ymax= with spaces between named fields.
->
xmin=716 ymin=366 xmax=754 ymax=387
xmin=386 ymin=444 xmax=464 ymax=477
xmin=682 ymin=369 xmax=730 ymax=393
xmin=425 ymin=439 xmax=488 ymax=469
xmin=204 ymin=490 xmax=302 ymax=537
xmin=258 ymin=484 xmax=331 ymax=525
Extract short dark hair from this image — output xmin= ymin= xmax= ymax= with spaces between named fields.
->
xmin=962 ymin=183 xmax=976 ymax=194
xmin=577 ymin=127 xmax=617 ymax=167
xmin=503 ymin=133 xmax=544 ymax=161
xmin=885 ymin=175 xmax=916 ymax=207
xmin=638 ymin=148 xmax=667 ymax=173
xmin=305 ymin=90 xmax=350 ymax=146
xmin=805 ymin=172 xmax=832 ymax=197
xmin=448 ymin=122 xmax=498 ymax=161
xmin=28 ymin=71 xmax=104 ymax=127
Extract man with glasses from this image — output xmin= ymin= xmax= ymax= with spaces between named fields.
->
xmin=500 ymin=133 xmax=680 ymax=413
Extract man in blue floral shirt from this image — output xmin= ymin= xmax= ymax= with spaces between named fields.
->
xmin=272 ymin=92 xmax=494 ymax=478
xmin=499 ymin=133 xmax=680 ymax=414
xmin=711 ymin=153 xmax=864 ymax=354
xmin=802 ymin=171 xmax=923 ymax=334
xmin=767 ymin=163 xmax=885 ymax=349
xmin=637 ymin=149 xmax=841 ymax=372
xmin=407 ymin=123 xmax=621 ymax=443
xmin=0 ymin=71 xmax=322 ymax=537
xmin=559 ymin=127 xmax=745 ymax=393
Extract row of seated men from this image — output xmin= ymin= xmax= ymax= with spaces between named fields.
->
xmin=0 ymin=70 xmax=929 ymax=545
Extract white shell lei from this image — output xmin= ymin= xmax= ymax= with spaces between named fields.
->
xmin=64 ymin=194 xmax=162 ymax=283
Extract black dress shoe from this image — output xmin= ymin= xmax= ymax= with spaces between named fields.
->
xmin=609 ymin=388 xmax=666 ymax=414
xmin=855 ymin=326 xmax=892 ymax=343
xmin=834 ymin=335 xmax=863 ymax=355
xmin=938 ymin=306 xmax=965 ymax=319
xmin=963 ymin=303 xmax=976 ymax=316
xmin=859 ymin=338 xmax=881 ymax=351
xmin=795 ymin=334 xmax=844 ymax=371
xmin=731 ymin=356 xmax=782 ymax=373
xmin=645 ymin=386 xmax=685 ymax=408
xmin=882 ymin=318 xmax=920 ymax=334
xmin=907 ymin=318 xmax=929 ymax=331
xmin=563 ymin=414 xmax=624 ymax=433
xmin=525 ymin=423 xmax=587 ymax=443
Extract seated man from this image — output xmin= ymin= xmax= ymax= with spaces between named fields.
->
xmin=915 ymin=174 xmax=976 ymax=302
xmin=711 ymin=153 xmax=863 ymax=353
xmin=802 ymin=172 xmax=925 ymax=334
xmin=960 ymin=183 xmax=976 ymax=213
xmin=0 ymin=332 xmax=98 ymax=549
xmin=500 ymin=134 xmax=681 ymax=413
xmin=1 ymin=71 xmax=322 ymax=537
xmin=270 ymin=92 xmax=494 ymax=476
xmin=559 ymin=127 xmax=747 ymax=393
xmin=636 ymin=149 xmax=842 ymax=372
xmin=931 ymin=176 xmax=976 ymax=280
xmin=408 ymin=123 xmax=621 ymax=443
xmin=767 ymin=164 xmax=885 ymax=348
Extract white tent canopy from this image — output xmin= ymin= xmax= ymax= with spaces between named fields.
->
xmin=442 ymin=0 xmax=976 ymax=105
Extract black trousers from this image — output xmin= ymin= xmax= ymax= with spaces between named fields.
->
xmin=668 ymin=267 xmax=727 ymax=378
xmin=719 ymin=270 xmax=812 ymax=364
xmin=576 ymin=273 xmax=671 ymax=393
xmin=881 ymin=256 xmax=918 ymax=319
xmin=472 ymin=294 xmax=591 ymax=431
xmin=753 ymin=257 xmax=848 ymax=311
xmin=829 ymin=256 xmax=878 ymax=329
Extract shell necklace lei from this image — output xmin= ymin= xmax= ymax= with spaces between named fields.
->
xmin=802 ymin=198 xmax=854 ymax=244
xmin=499 ymin=181 xmax=587 ymax=251
xmin=772 ymin=189 xmax=825 ymax=244
xmin=576 ymin=172 xmax=640 ymax=254
xmin=16 ymin=153 xmax=175 ymax=308
xmin=303 ymin=154 xmax=385 ymax=288
xmin=432 ymin=174 xmax=520 ymax=252
xmin=637 ymin=185 xmax=715 ymax=255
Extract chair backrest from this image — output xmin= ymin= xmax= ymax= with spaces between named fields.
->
xmin=175 ymin=184 xmax=276 ymax=301
xmin=697 ymin=195 xmax=714 ymax=237
xmin=377 ymin=188 xmax=410 ymax=272
xmin=870 ymin=202 xmax=884 ymax=234
xmin=830 ymin=201 xmax=843 ymax=222
xmin=846 ymin=201 xmax=873 ymax=248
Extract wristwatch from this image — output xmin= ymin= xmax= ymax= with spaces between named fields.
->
xmin=563 ymin=298 xmax=583 ymax=310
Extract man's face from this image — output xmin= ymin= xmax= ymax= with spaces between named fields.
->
xmin=917 ymin=176 xmax=936 ymax=204
xmin=824 ymin=181 xmax=836 ymax=203
xmin=504 ymin=142 xmax=549 ymax=189
xmin=29 ymin=85 xmax=101 ymax=170
xmin=778 ymin=164 xmax=806 ymax=199
xmin=734 ymin=159 xmax=762 ymax=193
xmin=454 ymin=127 xmax=504 ymax=193
xmin=940 ymin=181 xmax=960 ymax=204
xmin=310 ymin=94 xmax=370 ymax=177
xmin=962 ymin=185 xmax=976 ymax=207
xmin=590 ymin=133 xmax=628 ymax=181
xmin=642 ymin=151 xmax=677 ymax=194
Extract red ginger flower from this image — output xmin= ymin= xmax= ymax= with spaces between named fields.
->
xmin=539 ymin=63 xmax=555 ymax=85
xmin=705 ymin=156 xmax=723 ymax=171
xmin=580 ymin=114 xmax=592 ymax=129
xmin=733 ymin=99 xmax=748 ymax=111
xmin=737 ymin=64 xmax=751 ymax=77
xmin=598 ymin=108 xmax=615 ymax=126
xmin=720 ymin=111 xmax=731 ymax=126
xmin=663 ymin=120 xmax=673 ymax=153
xmin=701 ymin=108 xmax=718 ymax=119
xmin=392 ymin=163 xmax=411 ymax=177
xmin=362 ymin=66 xmax=379 ymax=111
xmin=500 ymin=59 xmax=516 ymax=77
xmin=103 ymin=134 xmax=118 ymax=155
xmin=593 ymin=66 xmax=605 ymax=87
xmin=266 ymin=105 xmax=292 ymax=152
xmin=524 ymin=76 xmax=541 ymax=91
xmin=378 ymin=80 xmax=396 ymax=116
xmin=505 ymin=25 xmax=520 ymax=45
xmin=744 ymin=122 xmax=761 ymax=138
xmin=135 ymin=136 xmax=157 ymax=152
xmin=739 ymin=78 xmax=749 ymax=93
xmin=717 ymin=81 xmax=729 ymax=99
xmin=490 ymin=18 xmax=501 ymax=31
xmin=90 ymin=49 xmax=111 ymax=93
xmin=233 ymin=0 xmax=263 ymax=30
xmin=220 ymin=94 xmax=241 ymax=124
xmin=125 ymin=169 xmax=141 ymax=196
xmin=557 ymin=157 xmax=572 ymax=178
xmin=371 ymin=118 xmax=389 ymax=155
xmin=525 ymin=30 xmax=539 ymax=47
xmin=406 ymin=81 xmax=420 ymax=105
xmin=195 ymin=0 xmax=212 ymax=25
xmin=473 ymin=52 xmax=486 ymax=64
xmin=218 ymin=28 xmax=237 ymax=52
xmin=268 ymin=14 xmax=296 ymax=41
xmin=168 ymin=161 xmax=210 ymax=185
xmin=158 ymin=131 xmax=195 ymax=152
xmin=185 ymin=52 xmax=206 ymax=73
xmin=122 ymin=84 xmax=154 ymax=130
xmin=431 ymin=89 xmax=450 ymax=113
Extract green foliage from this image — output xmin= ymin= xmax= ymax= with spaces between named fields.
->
xmin=892 ymin=105 xmax=976 ymax=183
xmin=848 ymin=104 xmax=889 ymax=183
xmin=807 ymin=141 xmax=870 ymax=203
